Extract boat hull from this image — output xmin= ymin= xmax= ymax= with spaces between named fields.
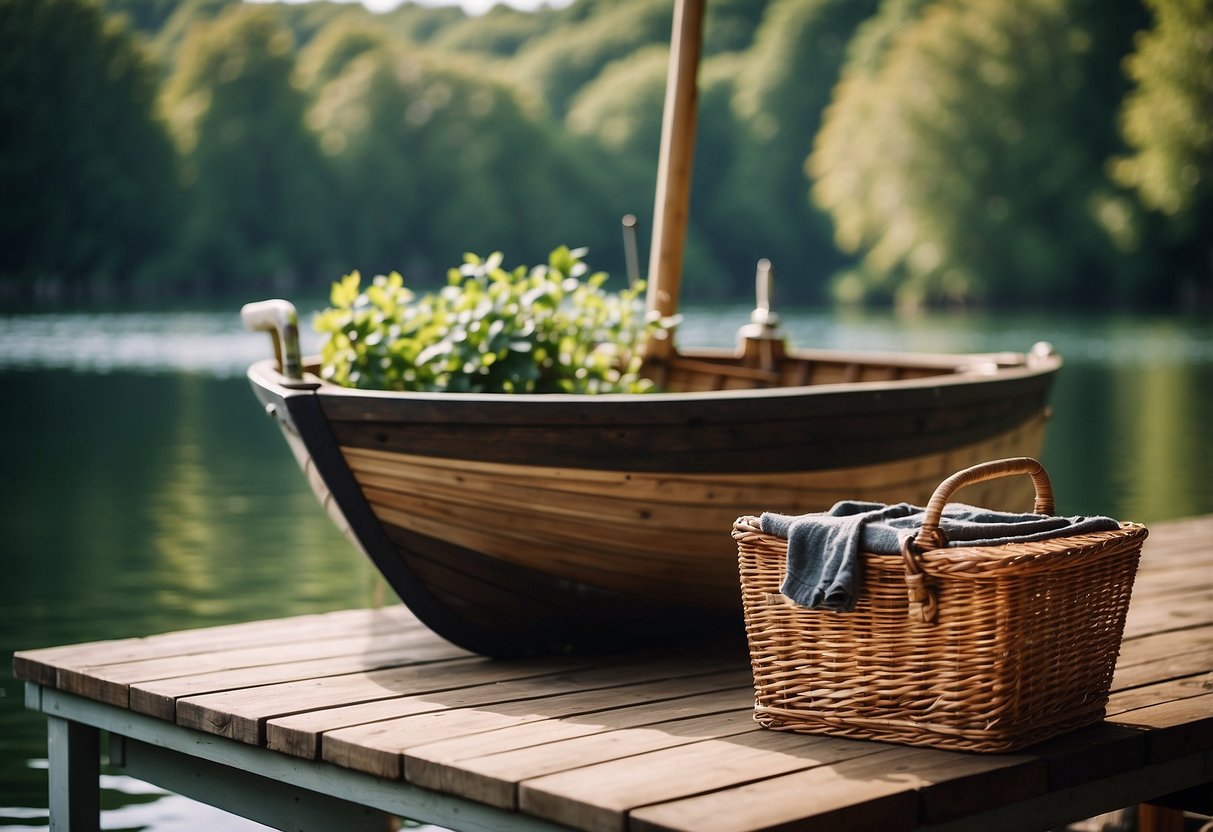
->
xmin=248 ymin=347 xmax=1059 ymax=656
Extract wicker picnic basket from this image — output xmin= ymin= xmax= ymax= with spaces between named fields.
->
xmin=734 ymin=457 xmax=1148 ymax=753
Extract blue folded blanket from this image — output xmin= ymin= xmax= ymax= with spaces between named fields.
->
xmin=760 ymin=501 xmax=1121 ymax=612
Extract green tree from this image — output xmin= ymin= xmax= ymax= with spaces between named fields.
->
xmin=564 ymin=46 xmax=670 ymax=285
xmin=304 ymin=37 xmax=428 ymax=279
xmin=410 ymin=59 xmax=625 ymax=281
xmin=1113 ymin=0 xmax=1213 ymax=305
xmin=273 ymin=3 xmax=381 ymax=53
xmin=147 ymin=0 xmax=238 ymax=67
xmin=838 ymin=0 xmax=932 ymax=77
xmin=809 ymin=0 xmax=946 ymax=303
xmin=702 ymin=0 xmax=774 ymax=55
xmin=811 ymin=0 xmax=1147 ymax=307
xmin=565 ymin=45 xmax=736 ymax=298
xmin=0 ymin=0 xmax=180 ymax=300
xmin=161 ymin=5 xmax=337 ymax=292
xmin=297 ymin=14 xmax=396 ymax=89
xmin=100 ymin=0 xmax=179 ymax=34
xmin=709 ymin=0 xmax=879 ymax=299
xmin=686 ymin=53 xmax=750 ymax=298
xmin=510 ymin=0 xmax=672 ymax=118
xmin=306 ymin=29 xmax=623 ymax=284
xmin=375 ymin=2 xmax=465 ymax=45
xmin=565 ymin=44 xmax=668 ymax=188
xmin=430 ymin=4 xmax=557 ymax=58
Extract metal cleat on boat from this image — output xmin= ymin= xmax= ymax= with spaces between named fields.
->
xmin=737 ymin=259 xmax=787 ymax=372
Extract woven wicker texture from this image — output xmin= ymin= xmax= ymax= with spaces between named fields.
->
xmin=735 ymin=457 xmax=1148 ymax=753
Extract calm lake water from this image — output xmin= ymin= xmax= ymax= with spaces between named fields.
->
xmin=1 ymin=303 xmax=1211 ymax=829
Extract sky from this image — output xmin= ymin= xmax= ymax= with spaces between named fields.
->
xmin=249 ymin=0 xmax=572 ymax=16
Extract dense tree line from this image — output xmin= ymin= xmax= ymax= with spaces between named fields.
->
xmin=1 ymin=0 xmax=1208 ymax=307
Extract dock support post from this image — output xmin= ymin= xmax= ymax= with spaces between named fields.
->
xmin=47 ymin=716 xmax=100 ymax=832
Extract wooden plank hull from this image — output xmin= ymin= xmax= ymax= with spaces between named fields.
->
xmin=247 ymin=346 xmax=1059 ymax=656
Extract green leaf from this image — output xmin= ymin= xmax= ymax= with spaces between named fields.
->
xmin=317 ymin=246 xmax=675 ymax=394
xmin=331 ymin=272 xmax=362 ymax=308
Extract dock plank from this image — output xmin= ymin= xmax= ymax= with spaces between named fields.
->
xmin=1117 ymin=623 xmax=1213 ymax=665
xmin=625 ymin=744 xmax=1042 ymax=832
xmin=175 ymin=657 xmax=584 ymax=743
xmin=1112 ymin=628 xmax=1213 ymax=690
xmin=1122 ymin=586 xmax=1213 ymax=638
xmin=518 ymin=730 xmax=894 ymax=832
xmin=1107 ymin=673 xmax=1213 ymax=716
xmin=56 ymin=627 xmax=460 ymax=710
xmin=11 ymin=606 xmax=420 ymax=687
xmin=319 ymin=663 xmax=745 ymax=779
xmin=129 ymin=641 xmax=471 ymax=720
xmin=1109 ymin=693 xmax=1213 ymax=763
xmin=1123 ymin=563 xmax=1213 ymax=598
xmin=405 ymin=695 xmax=756 ymax=808
xmin=275 ymin=670 xmax=749 ymax=760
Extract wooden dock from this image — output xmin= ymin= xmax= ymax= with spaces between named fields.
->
xmin=14 ymin=514 xmax=1213 ymax=832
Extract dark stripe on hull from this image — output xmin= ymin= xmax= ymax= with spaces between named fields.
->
xmin=317 ymin=374 xmax=1053 ymax=474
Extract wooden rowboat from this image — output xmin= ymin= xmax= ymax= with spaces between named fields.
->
xmin=242 ymin=0 xmax=1062 ymax=656
xmin=243 ymin=310 xmax=1059 ymax=656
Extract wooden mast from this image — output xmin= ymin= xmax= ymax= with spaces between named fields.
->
xmin=646 ymin=0 xmax=705 ymax=358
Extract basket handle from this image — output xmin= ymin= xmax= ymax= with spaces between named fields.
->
xmin=901 ymin=457 xmax=1055 ymax=625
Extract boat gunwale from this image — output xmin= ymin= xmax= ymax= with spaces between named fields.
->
xmin=246 ymin=347 xmax=1061 ymax=408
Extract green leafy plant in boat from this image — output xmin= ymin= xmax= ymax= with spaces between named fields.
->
xmin=315 ymin=246 xmax=678 ymax=394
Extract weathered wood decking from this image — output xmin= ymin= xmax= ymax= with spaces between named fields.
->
xmin=14 ymin=514 xmax=1213 ymax=832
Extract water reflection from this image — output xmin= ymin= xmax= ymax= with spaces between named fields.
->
xmin=0 ymin=309 xmax=327 ymax=377
xmin=1111 ymin=357 xmax=1211 ymax=521
xmin=0 ymin=368 xmax=376 ymax=829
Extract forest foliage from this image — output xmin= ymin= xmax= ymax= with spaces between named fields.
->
xmin=1 ymin=0 xmax=1209 ymax=308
